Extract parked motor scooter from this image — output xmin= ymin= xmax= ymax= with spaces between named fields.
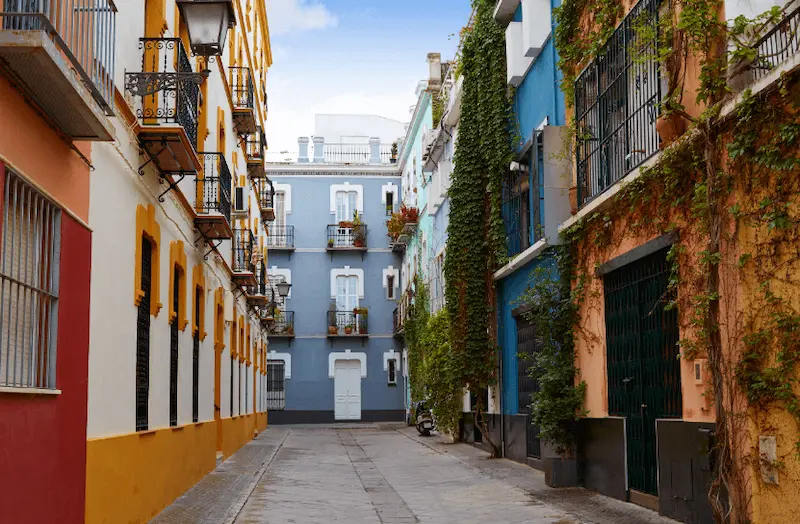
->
xmin=415 ymin=401 xmax=435 ymax=436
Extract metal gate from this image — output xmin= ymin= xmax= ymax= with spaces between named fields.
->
xmin=604 ymin=247 xmax=682 ymax=496
xmin=266 ymin=360 xmax=285 ymax=411
xmin=516 ymin=316 xmax=541 ymax=458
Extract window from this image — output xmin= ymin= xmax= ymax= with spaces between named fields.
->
xmin=388 ymin=359 xmax=397 ymax=385
xmin=192 ymin=288 xmax=200 ymax=423
xmin=245 ymin=361 xmax=249 ymax=414
xmin=335 ymin=191 xmax=357 ymax=223
xmin=431 ymin=253 xmax=445 ymax=313
xmin=266 ymin=360 xmax=286 ymax=410
xmin=230 ymin=355 xmax=234 ymax=416
xmin=385 ymin=191 xmax=394 ymax=215
xmin=336 ymin=275 xmax=358 ymax=311
xmin=170 ymin=267 xmax=179 ymax=427
xmin=136 ymin=237 xmax=152 ymax=431
xmin=0 ymin=170 xmax=60 ymax=390
xmin=387 ymin=275 xmax=395 ymax=300
xmin=503 ymin=156 xmax=532 ymax=258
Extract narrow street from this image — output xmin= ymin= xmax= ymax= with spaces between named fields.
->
xmin=153 ymin=425 xmax=676 ymax=524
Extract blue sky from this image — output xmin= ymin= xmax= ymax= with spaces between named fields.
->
xmin=264 ymin=0 xmax=472 ymax=152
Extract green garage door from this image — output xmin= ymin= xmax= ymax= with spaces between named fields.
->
xmin=604 ymin=247 xmax=682 ymax=496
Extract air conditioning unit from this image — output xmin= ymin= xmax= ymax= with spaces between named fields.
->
xmin=233 ymin=186 xmax=246 ymax=214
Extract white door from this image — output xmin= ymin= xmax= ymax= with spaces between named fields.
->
xmin=334 ymin=360 xmax=361 ymax=420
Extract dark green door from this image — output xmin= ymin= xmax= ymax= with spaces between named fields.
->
xmin=604 ymin=247 xmax=682 ymax=496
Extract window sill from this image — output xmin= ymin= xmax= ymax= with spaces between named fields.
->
xmin=138 ymin=429 xmax=158 ymax=437
xmin=0 ymin=386 xmax=61 ymax=396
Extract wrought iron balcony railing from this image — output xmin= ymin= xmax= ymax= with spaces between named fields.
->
xmin=258 ymin=178 xmax=275 ymax=211
xmin=327 ymin=310 xmax=369 ymax=336
xmin=128 ymin=37 xmax=201 ymax=149
xmin=247 ymin=261 xmax=267 ymax=297
xmin=232 ymin=228 xmax=255 ymax=274
xmin=266 ymin=225 xmax=295 ymax=250
xmin=1 ymin=0 xmax=117 ymax=115
xmin=393 ymin=289 xmax=412 ymax=333
xmin=246 ymin=126 xmax=266 ymax=163
xmin=196 ymin=153 xmax=232 ymax=220
xmin=326 ymin=224 xmax=367 ymax=249
xmin=753 ymin=5 xmax=800 ymax=82
xmin=268 ymin=311 xmax=295 ymax=337
xmin=230 ymin=66 xmax=255 ymax=110
xmin=575 ymin=0 xmax=660 ymax=208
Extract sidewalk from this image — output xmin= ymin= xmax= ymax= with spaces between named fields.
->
xmin=150 ymin=427 xmax=289 ymax=524
xmin=397 ymin=426 xmax=677 ymax=524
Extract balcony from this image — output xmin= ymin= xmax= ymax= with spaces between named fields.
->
xmin=0 ymin=0 xmax=116 ymax=140
xmin=230 ymin=66 xmax=256 ymax=134
xmin=752 ymin=5 xmax=800 ymax=83
xmin=268 ymin=311 xmax=295 ymax=338
xmin=232 ymin=228 xmax=256 ymax=287
xmin=393 ymin=290 xmax=412 ymax=338
xmin=245 ymin=126 xmax=266 ymax=179
xmin=327 ymin=310 xmax=369 ymax=339
xmin=326 ymin=224 xmax=367 ymax=253
xmin=266 ymin=225 xmax=295 ymax=252
xmin=126 ymin=38 xmax=202 ymax=176
xmin=246 ymin=261 xmax=268 ymax=306
xmin=574 ymin=0 xmax=660 ymax=209
xmin=257 ymin=178 xmax=275 ymax=221
xmin=195 ymin=153 xmax=232 ymax=240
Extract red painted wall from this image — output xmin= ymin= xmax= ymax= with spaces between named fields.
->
xmin=0 ymin=213 xmax=91 ymax=524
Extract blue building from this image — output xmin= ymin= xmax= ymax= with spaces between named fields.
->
xmin=263 ymin=115 xmax=408 ymax=423
xmin=492 ymin=0 xmax=571 ymax=463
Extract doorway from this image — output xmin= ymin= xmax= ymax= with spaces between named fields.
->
xmin=604 ymin=247 xmax=682 ymax=496
xmin=334 ymin=360 xmax=361 ymax=420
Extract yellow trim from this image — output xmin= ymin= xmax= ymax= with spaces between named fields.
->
xmin=168 ymin=241 xmax=188 ymax=330
xmin=134 ymin=205 xmax=162 ymax=316
xmin=238 ymin=316 xmax=246 ymax=362
xmin=85 ymin=422 xmax=216 ymax=524
xmin=191 ymin=265 xmax=208 ymax=340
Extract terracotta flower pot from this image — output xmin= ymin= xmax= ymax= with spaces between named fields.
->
xmin=345 ymin=327 xmax=353 ymax=335
xmin=354 ymin=240 xmax=364 ymax=248
xmin=568 ymin=186 xmax=578 ymax=215
xmin=328 ymin=326 xmax=338 ymax=335
xmin=656 ymin=113 xmax=687 ymax=150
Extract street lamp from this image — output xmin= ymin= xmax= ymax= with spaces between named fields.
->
xmin=275 ymin=280 xmax=292 ymax=299
xmin=176 ymin=0 xmax=236 ymax=58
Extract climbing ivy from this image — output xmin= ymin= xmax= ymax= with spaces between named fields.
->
xmin=443 ymin=0 xmax=512 ymax=457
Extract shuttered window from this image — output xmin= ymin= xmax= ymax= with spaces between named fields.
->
xmin=0 ymin=170 xmax=60 ymax=390
xmin=192 ymin=288 xmax=200 ymax=423
xmin=230 ymin=355 xmax=234 ymax=416
xmin=169 ymin=267 xmax=179 ymax=427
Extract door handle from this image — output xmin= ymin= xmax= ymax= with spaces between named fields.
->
xmin=641 ymin=404 xmax=647 ymax=408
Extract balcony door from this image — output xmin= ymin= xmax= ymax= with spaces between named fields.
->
xmin=269 ymin=192 xmax=286 ymax=246
xmin=336 ymin=275 xmax=358 ymax=330
xmin=335 ymin=191 xmax=357 ymax=246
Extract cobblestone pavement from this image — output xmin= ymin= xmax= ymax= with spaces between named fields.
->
xmin=153 ymin=424 xmax=678 ymax=524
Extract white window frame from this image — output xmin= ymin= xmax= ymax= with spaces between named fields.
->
xmin=330 ymin=267 xmax=365 ymax=299
xmin=329 ymin=182 xmax=363 ymax=217
xmin=381 ymin=182 xmax=398 ymax=215
xmin=383 ymin=265 xmax=399 ymax=301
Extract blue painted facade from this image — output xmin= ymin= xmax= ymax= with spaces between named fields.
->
xmin=265 ymin=169 xmax=406 ymax=421
xmin=497 ymin=0 xmax=566 ymax=417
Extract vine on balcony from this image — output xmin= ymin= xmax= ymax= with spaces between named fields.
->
xmin=443 ymin=0 xmax=512 ymax=457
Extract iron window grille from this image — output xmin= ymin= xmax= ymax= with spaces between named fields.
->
xmin=196 ymin=152 xmax=232 ymax=220
xmin=230 ymin=66 xmax=255 ymax=110
xmin=502 ymin=158 xmax=532 ymax=258
xmin=192 ymin=288 xmax=200 ymax=423
xmin=515 ymin=316 xmax=541 ymax=458
xmin=575 ymin=0 xmax=661 ymax=208
xmin=169 ymin=268 xmax=179 ymax=427
xmin=326 ymin=224 xmax=367 ymax=249
xmin=0 ymin=170 xmax=60 ymax=390
xmin=136 ymin=237 xmax=152 ymax=431
xmin=1 ymin=0 xmax=117 ymax=115
xmin=245 ymin=362 xmax=249 ymax=414
xmin=327 ymin=310 xmax=369 ymax=336
xmin=232 ymin=228 xmax=254 ymax=274
xmin=388 ymin=359 xmax=397 ymax=385
xmin=229 ymin=355 xmax=234 ymax=416
xmin=267 ymin=311 xmax=294 ymax=336
xmin=265 ymin=225 xmax=294 ymax=249
xmin=266 ymin=360 xmax=286 ymax=411
xmin=752 ymin=5 xmax=800 ymax=82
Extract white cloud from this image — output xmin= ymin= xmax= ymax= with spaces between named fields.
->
xmin=266 ymin=0 xmax=338 ymax=36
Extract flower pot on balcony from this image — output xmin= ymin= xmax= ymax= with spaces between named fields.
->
xmin=287 ymin=326 xmax=294 ymax=336
xmin=345 ymin=326 xmax=353 ymax=335
xmin=327 ymin=239 xmax=334 ymax=248
xmin=656 ymin=113 xmax=687 ymax=150
xmin=354 ymin=239 xmax=364 ymax=248
xmin=328 ymin=326 xmax=338 ymax=335
xmin=359 ymin=327 xmax=367 ymax=335
xmin=568 ymin=185 xmax=578 ymax=215
xmin=339 ymin=221 xmax=354 ymax=228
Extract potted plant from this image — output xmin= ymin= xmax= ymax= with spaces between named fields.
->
xmin=344 ymin=325 xmax=353 ymax=335
xmin=327 ymin=238 xmax=335 ymax=248
xmin=656 ymin=24 xmax=688 ymax=149
xmin=390 ymin=141 xmax=398 ymax=164
xmin=328 ymin=326 xmax=338 ymax=335
xmin=338 ymin=220 xmax=354 ymax=228
xmin=358 ymin=325 xmax=368 ymax=335
xmin=328 ymin=299 xmax=338 ymax=335
xmin=352 ymin=211 xmax=366 ymax=248
xmin=568 ymin=185 xmax=578 ymax=215
xmin=386 ymin=212 xmax=404 ymax=242
xmin=400 ymin=204 xmax=419 ymax=224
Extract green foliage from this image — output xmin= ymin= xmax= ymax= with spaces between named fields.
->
xmin=518 ymin=247 xmax=587 ymax=457
xmin=432 ymin=91 xmax=446 ymax=128
xmin=444 ymin=0 xmax=511 ymax=399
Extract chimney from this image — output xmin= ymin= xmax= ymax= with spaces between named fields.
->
xmin=369 ymin=137 xmax=381 ymax=164
xmin=298 ymin=137 xmax=309 ymax=163
xmin=426 ymin=52 xmax=442 ymax=93
xmin=312 ymin=136 xmax=325 ymax=163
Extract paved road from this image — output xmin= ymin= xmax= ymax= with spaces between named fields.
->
xmin=153 ymin=424 xmax=676 ymax=524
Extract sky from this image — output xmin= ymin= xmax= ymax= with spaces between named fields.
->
xmin=263 ymin=0 xmax=473 ymax=153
